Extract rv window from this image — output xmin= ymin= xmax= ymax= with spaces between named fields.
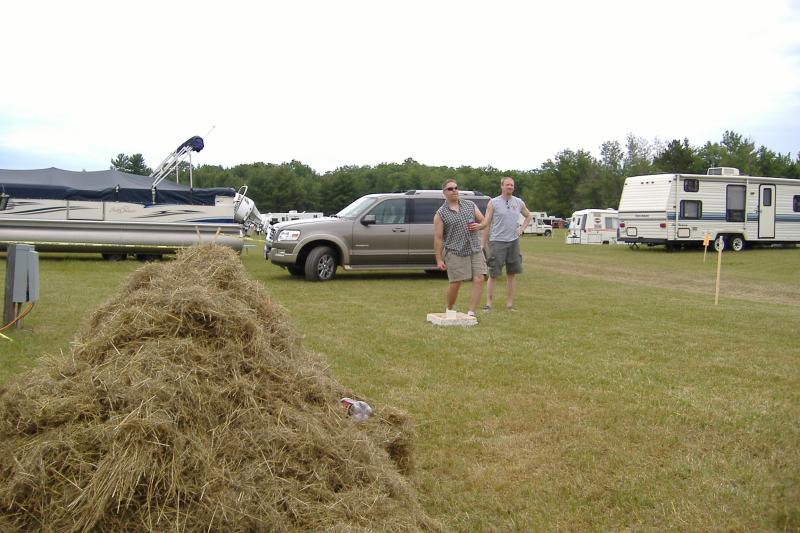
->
xmin=680 ymin=200 xmax=702 ymax=219
xmin=604 ymin=217 xmax=617 ymax=229
xmin=726 ymin=185 xmax=746 ymax=222
xmin=683 ymin=179 xmax=699 ymax=192
xmin=794 ymin=195 xmax=800 ymax=212
xmin=762 ymin=188 xmax=772 ymax=207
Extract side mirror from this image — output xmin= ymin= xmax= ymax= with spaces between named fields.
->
xmin=361 ymin=214 xmax=376 ymax=225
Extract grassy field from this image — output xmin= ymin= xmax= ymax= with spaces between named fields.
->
xmin=2 ymin=233 xmax=798 ymax=531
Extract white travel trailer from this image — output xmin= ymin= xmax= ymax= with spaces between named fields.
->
xmin=617 ymin=167 xmax=800 ymax=251
xmin=565 ymin=208 xmax=619 ymax=244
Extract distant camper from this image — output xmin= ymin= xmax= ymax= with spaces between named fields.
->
xmin=618 ymin=167 xmax=800 ymax=251
xmin=566 ymin=208 xmax=620 ymax=245
xmin=261 ymin=210 xmax=323 ymax=228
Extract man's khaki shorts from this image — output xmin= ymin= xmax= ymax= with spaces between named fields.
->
xmin=443 ymin=249 xmax=487 ymax=282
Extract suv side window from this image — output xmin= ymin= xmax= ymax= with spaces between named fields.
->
xmin=410 ymin=198 xmax=445 ymax=223
xmin=368 ymin=199 xmax=406 ymax=224
xmin=473 ymin=198 xmax=489 ymax=215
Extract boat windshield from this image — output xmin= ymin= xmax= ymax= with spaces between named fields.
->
xmin=336 ymin=196 xmax=376 ymax=219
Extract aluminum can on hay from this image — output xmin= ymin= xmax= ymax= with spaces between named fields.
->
xmin=340 ymin=397 xmax=372 ymax=421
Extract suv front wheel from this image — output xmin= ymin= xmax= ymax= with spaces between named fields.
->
xmin=305 ymin=246 xmax=338 ymax=281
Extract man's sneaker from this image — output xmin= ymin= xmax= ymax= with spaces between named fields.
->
xmin=506 ymin=305 xmax=517 ymax=312
xmin=482 ymin=305 xmax=492 ymax=313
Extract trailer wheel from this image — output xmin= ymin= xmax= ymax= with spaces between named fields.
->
xmin=544 ymin=229 xmax=552 ymax=237
xmin=714 ymin=235 xmax=726 ymax=252
xmin=304 ymin=246 xmax=337 ymax=281
xmin=730 ymin=235 xmax=745 ymax=252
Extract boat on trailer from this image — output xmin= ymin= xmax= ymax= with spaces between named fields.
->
xmin=0 ymin=137 xmax=263 ymax=260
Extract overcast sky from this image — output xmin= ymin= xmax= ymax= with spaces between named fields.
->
xmin=2 ymin=0 xmax=799 ymax=174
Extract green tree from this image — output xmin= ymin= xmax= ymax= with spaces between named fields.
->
xmin=653 ymin=138 xmax=695 ymax=173
xmin=720 ymin=130 xmax=757 ymax=174
xmin=622 ymin=134 xmax=653 ymax=177
xmin=110 ymin=153 xmax=152 ymax=176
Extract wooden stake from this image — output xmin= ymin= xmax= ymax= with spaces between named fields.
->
xmin=714 ymin=241 xmax=723 ymax=305
xmin=702 ymin=233 xmax=710 ymax=263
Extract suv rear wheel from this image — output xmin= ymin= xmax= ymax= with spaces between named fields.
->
xmin=305 ymin=246 xmax=337 ymax=281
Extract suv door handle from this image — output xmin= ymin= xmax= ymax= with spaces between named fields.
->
xmin=392 ymin=227 xmax=406 ymax=232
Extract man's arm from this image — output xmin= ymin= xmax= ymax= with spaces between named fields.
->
xmin=480 ymin=201 xmax=494 ymax=248
xmin=434 ymin=213 xmax=446 ymax=270
xmin=519 ymin=202 xmax=533 ymax=237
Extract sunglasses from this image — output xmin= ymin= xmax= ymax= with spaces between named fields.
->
xmin=445 ymin=186 xmax=458 ymax=191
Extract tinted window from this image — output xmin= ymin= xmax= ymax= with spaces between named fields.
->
xmin=368 ymin=199 xmax=406 ymax=224
xmin=794 ymin=195 xmax=800 ymax=212
xmin=726 ymin=185 xmax=745 ymax=222
xmin=683 ymin=179 xmax=699 ymax=192
xmin=410 ymin=198 xmax=444 ymax=223
xmin=680 ymin=200 xmax=702 ymax=219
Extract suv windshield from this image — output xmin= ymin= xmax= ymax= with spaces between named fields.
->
xmin=336 ymin=196 xmax=376 ymax=218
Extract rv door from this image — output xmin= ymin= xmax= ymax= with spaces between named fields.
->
xmin=758 ymin=185 xmax=776 ymax=238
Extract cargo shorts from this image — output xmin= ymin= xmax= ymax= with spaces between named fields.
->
xmin=486 ymin=239 xmax=522 ymax=278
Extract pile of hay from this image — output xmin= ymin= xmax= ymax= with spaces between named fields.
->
xmin=0 ymin=245 xmax=440 ymax=532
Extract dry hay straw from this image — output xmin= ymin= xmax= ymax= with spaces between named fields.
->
xmin=0 ymin=245 xmax=441 ymax=532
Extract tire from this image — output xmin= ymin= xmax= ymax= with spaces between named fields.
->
xmin=730 ymin=235 xmax=745 ymax=252
xmin=544 ymin=230 xmax=552 ymax=237
xmin=713 ymin=235 xmax=726 ymax=252
xmin=286 ymin=265 xmax=304 ymax=276
xmin=304 ymin=246 xmax=337 ymax=281
xmin=102 ymin=253 xmax=127 ymax=261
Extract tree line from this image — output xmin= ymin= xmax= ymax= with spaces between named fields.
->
xmin=113 ymin=131 xmax=799 ymax=217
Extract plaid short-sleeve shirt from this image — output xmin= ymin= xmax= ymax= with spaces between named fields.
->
xmin=437 ymin=199 xmax=481 ymax=257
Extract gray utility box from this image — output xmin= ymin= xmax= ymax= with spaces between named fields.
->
xmin=7 ymin=244 xmax=39 ymax=303
xmin=4 ymin=244 xmax=40 ymax=327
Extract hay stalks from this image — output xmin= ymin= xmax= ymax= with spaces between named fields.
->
xmin=0 ymin=245 xmax=441 ymax=532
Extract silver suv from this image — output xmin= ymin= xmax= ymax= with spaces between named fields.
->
xmin=265 ymin=190 xmax=490 ymax=281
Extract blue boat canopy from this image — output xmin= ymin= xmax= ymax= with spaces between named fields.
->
xmin=0 ymin=167 xmax=234 ymax=206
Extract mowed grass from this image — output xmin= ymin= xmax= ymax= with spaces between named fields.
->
xmin=1 ymin=233 xmax=798 ymax=531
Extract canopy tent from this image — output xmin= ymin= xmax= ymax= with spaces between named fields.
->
xmin=0 ymin=168 xmax=234 ymax=206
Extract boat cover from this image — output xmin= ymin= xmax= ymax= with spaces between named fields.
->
xmin=0 ymin=168 xmax=234 ymax=206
